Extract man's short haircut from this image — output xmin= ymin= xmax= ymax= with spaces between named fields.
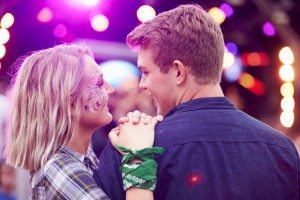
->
xmin=127 ymin=4 xmax=224 ymax=84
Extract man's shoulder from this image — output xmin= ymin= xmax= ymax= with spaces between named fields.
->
xmin=154 ymin=108 xmax=296 ymax=152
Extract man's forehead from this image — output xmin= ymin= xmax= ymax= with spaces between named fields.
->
xmin=137 ymin=50 xmax=153 ymax=69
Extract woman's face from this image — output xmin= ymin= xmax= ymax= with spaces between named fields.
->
xmin=78 ymin=55 xmax=115 ymax=129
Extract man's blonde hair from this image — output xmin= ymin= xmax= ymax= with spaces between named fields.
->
xmin=127 ymin=4 xmax=224 ymax=84
xmin=5 ymin=44 xmax=93 ymax=171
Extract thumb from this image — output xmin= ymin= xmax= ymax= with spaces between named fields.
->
xmin=156 ymin=115 xmax=164 ymax=121
xmin=150 ymin=115 xmax=163 ymax=126
xmin=108 ymin=128 xmax=119 ymax=146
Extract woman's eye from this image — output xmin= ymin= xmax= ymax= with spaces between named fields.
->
xmin=95 ymin=80 xmax=104 ymax=87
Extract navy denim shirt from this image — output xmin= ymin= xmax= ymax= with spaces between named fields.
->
xmin=94 ymin=97 xmax=300 ymax=200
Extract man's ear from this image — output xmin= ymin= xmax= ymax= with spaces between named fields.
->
xmin=173 ymin=60 xmax=187 ymax=85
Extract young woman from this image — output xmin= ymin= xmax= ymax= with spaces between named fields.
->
xmin=5 ymin=44 xmax=161 ymax=199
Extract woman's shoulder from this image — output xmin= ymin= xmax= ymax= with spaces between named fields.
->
xmin=44 ymin=150 xmax=84 ymax=175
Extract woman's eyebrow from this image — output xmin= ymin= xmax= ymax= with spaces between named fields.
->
xmin=90 ymin=71 xmax=103 ymax=80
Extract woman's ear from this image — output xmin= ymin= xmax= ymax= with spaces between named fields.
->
xmin=173 ymin=60 xmax=187 ymax=85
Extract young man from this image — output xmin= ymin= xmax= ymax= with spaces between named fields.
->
xmin=94 ymin=4 xmax=300 ymax=200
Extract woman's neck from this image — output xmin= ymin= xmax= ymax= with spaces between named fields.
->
xmin=67 ymin=127 xmax=93 ymax=155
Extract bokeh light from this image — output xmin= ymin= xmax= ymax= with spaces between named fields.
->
xmin=239 ymin=72 xmax=265 ymax=95
xmin=247 ymin=53 xmax=261 ymax=66
xmin=99 ymin=60 xmax=139 ymax=88
xmin=223 ymin=51 xmax=235 ymax=69
xmin=0 ymin=28 xmax=10 ymax=45
xmin=69 ymin=0 xmax=100 ymax=7
xmin=279 ymin=64 xmax=294 ymax=82
xmin=37 ymin=7 xmax=53 ymax=23
xmin=279 ymin=46 xmax=294 ymax=65
xmin=280 ymin=82 xmax=294 ymax=97
xmin=208 ymin=7 xmax=226 ymax=25
xmin=0 ymin=13 xmax=15 ymax=29
xmin=0 ymin=44 xmax=6 ymax=59
xmin=241 ymin=52 xmax=270 ymax=66
xmin=185 ymin=171 xmax=203 ymax=187
xmin=137 ymin=5 xmax=156 ymax=23
xmin=91 ymin=14 xmax=109 ymax=32
xmin=220 ymin=3 xmax=234 ymax=17
xmin=225 ymin=42 xmax=238 ymax=55
xmin=262 ymin=22 xmax=276 ymax=37
xmin=239 ymin=73 xmax=255 ymax=89
xmin=223 ymin=56 xmax=243 ymax=82
xmin=280 ymin=111 xmax=294 ymax=128
xmin=280 ymin=96 xmax=295 ymax=111
xmin=53 ymin=24 xmax=67 ymax=38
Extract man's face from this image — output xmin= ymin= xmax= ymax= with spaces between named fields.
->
xmin=137 ymin=49 xmax=175 ymax=116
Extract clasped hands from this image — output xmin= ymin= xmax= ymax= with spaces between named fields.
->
xmin=109 ymin=110 xmax=163 ymax=155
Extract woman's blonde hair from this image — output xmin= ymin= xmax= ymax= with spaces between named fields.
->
xmin=5 ymin=44 xmax=93 ymax=172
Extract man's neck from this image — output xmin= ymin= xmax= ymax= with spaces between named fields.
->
xmin=176 ymin=84 xmax=224 ymax=106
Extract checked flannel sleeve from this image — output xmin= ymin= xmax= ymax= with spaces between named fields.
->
xmin=31 ymin=156 xmax=109 ymax=200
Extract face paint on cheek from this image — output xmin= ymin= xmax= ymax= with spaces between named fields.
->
xmin=82 ymin=85 xmax=108 ymax=113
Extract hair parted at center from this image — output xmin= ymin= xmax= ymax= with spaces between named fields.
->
xmin=126 ymin=4 xmax=225 ymax=84
xmin=5 ymin=43 xmax=93 ymax=172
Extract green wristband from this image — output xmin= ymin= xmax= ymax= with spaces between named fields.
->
xmin=116 ymin=145 xmax=165 ymax=191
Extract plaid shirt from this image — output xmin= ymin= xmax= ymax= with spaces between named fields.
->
xmin=30 ymin=146 xmax=109 ymax=200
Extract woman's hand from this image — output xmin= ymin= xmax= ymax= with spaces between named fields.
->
xmin=109 ymin=110 xmax=163 ymax=155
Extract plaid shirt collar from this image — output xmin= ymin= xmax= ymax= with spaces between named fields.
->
xmin=58 ymin=146 xmax=99 ymax=170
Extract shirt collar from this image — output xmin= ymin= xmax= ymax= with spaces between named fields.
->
xmin=58 ymin=146 xmax=98 ymax=167
xmin=164 ymin=97 xmax=236 ymax=118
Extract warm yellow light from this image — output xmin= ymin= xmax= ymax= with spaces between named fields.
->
xmin=208 ymin=7 xmax=226 ymax=25
xmin=137 ymin=5 xmax=156 ymax=23
xmin=0 ymin=44 xmax=6 ymax=59
xmin=91 ymin=14 xmax=109 ymax=32
xmin=37 ymin=7 xmax=53 ymax=23
xmin=280 ymin=82 xmax=294 ymax=97
xmin=279 ymin=46 xmax=294 ymax=65
xmin=223 ymin=51 xmax=235 ymax=69
xmin=1 ymin=13 xmax=15 ymax=29
xmin=280 ymin=111 xmax=294 ymax=128
xmin=0 ymin=28 xmax=10 ymax=45
xmin=280 ymin=96 xmax=295 ymax=111
xmin=279 ymin=64 xmax=294 ymax=82
xmin=239 ymin=73 xmax=255 ymax=89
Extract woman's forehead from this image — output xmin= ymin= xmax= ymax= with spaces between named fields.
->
xmin=83 ymin=55 xmax=103 ymax=78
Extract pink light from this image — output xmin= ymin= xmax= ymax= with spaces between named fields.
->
xmin=185 ymin=171 xmax=203 ymax=188
xmin=68 ymin=0 xmax=100 ymax=7
xmin=37 ymin=7 xmax=53 ymax=23
xmin=220 ymin=3 xmax=234 ymax=17
xmin=262 ymin=22 xmax=276 ymax=36
xmin=53 ymin=24 xmax=67 ymax=38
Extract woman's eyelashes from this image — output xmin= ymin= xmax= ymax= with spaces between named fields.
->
xmin=95 ymin=79 xmax=104 ymax=87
